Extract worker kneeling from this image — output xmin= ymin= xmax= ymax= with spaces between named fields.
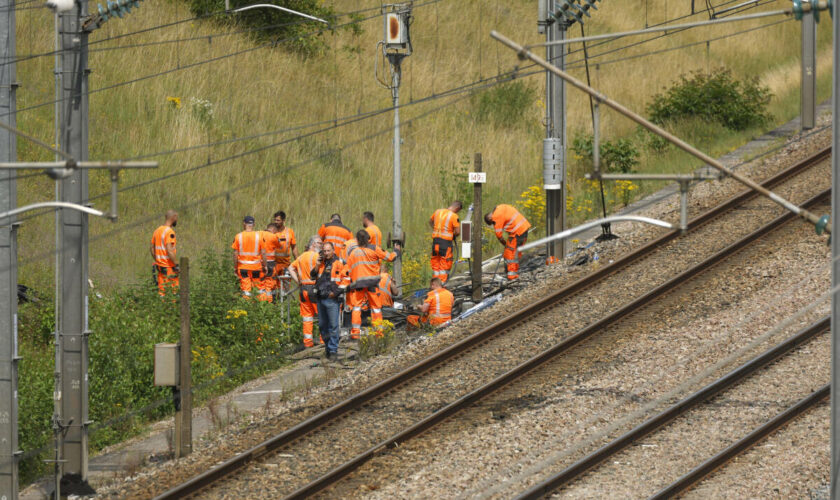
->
xmin=346 ymin=230 xmax=400 ymax=340
xmin=407 ymin=277 xmax=454 ymax=328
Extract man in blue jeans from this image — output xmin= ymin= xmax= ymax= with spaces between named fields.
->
xmin=310 ymin=242 xmax=347 ymax=359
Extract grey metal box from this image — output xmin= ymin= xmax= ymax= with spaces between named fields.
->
xmin=154 ymin=343 xmax=179 ymax=386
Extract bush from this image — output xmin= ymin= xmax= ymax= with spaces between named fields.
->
xmin=471 ymin=81 xmax=536 ymax=129
xmin=571 ymin=135 xmax=639 ymax=174
xmin=646 ymin=69 xmax=772 ymax=131
xmin=186 ymin=0 xmax=338 ymax=57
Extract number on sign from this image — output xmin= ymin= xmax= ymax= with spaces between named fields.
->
xmin=468 ymin=172 xmax=486 ymax=184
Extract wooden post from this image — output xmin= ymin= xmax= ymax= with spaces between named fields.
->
xmin=472 ymin=153 xmax=483 ymax=302
xmin=175 ymin=257 xmax=192 ymax=458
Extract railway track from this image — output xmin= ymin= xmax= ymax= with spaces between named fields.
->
xmin=154 ymin=148 xmax=831 ymax=499
xmin=516 ymin=318 xmax=830 ymax=499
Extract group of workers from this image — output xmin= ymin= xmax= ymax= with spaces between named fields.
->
xmin=150 ymin=201 xmax=532 ymax=354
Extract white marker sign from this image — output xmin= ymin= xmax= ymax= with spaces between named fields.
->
xmin=468 ymin=172 xmax=486 ymax=184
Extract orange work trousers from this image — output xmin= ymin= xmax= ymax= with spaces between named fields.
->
xmin=155 ymin=266 xmax=179 ymax=296
xmin=407 ymin=314 xmax=449 ymax=328
xmin=257 ymin=263 xmax=276 ymax=302
xmin=299 ymin=288 xmax=321 ymax=347
xmin=430 ymin=238 xmax=454 ymax=284
xmin=503 ymin=234 xmax=527 ymax=280
xmin=238 ymin=268 xmax=263 ymax=299
xmin=347 ymin=287 xmax=383 ymax=339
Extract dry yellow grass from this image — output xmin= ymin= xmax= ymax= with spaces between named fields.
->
xmin=11 ymin=0 xmax=831 ymax=288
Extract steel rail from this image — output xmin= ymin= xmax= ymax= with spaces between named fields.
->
xmin=287 ymin=188 xmax=831 ymax=500
xmin=516 ymin=316 xmax=831 ymax=500
xmin=154 ymin=147 xmax=830 ymax=499
xmin=649 ymin=383 xmax=830 ymax=499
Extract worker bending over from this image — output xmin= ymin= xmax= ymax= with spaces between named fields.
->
xmin=232 ymin=216 xmax=267 ymax=299
xmin=345 ymin=230 xmax=400 ymax=340
xmin=377 ymin=272 xmax=398 ymax=308
xmin=407 ymin=277 xmax=454 ymax=327
xmin=150 ymin=210 xmax=179 ymax=296
xmin=429 ymin=201 xmax=462 ymax=284
xmin=485 ymin=204 xmax=531 ymax=280
xmin=310 ymin=242 xmax=348 ymax=359
xmin=318 ymin=213 xmax=353 ymax=260
xmin=290 ymin=236 xmax=322 ymax=348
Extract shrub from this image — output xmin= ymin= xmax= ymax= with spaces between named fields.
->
xmin=471 ymin=81 xmax=536 ymax=129
xmin=646 ymin=69 xmax=772 ymax=131
xmin=186 ymin=0 xmax=337 ymax=57
xmin=571 ymin=135 xmax=639 ymax=174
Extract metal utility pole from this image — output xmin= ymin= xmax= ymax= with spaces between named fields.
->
xmin=801 ymin=6 xmax=816 ymax=130
xmin=0 ymin=0 xmax=18 ymax=496
xmin=831 ymin=0 xmax=840 ymax=494
xmin=57 ymin=3 xmax=93 ymax=493
xmin=377 ymin=3 xmax=412 ymax=291
xmin=541 ymin=0 xmax=567 ymax=260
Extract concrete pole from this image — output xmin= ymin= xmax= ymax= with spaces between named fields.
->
xmin=801 ymin=8 xmax=816 ymax=130
xmin=830 ymin=1 xmax=840 ymax=496
xmin=544 ymin=1 xmax=566 ymax=259
xmin=0 ymin=0 xmax=18 ymax=496
xmin=175 ymin=258 xmax=191 ymax=458
xmin=390 ymin=55 xmax=402 ymax=291
xmin=57 ymin=3 xmax=92 ymax=493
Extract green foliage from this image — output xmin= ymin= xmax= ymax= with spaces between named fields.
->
xmin=186 ymin=0 xmax=338 ymax=57
xmin=471 ymin=81 xmax=536 ymax=129
xmin=571 ymin=134 xmax=640 ymax=174
xmin=437 ymin=154 xmax=473 ymax=208
xmin=16 ymin=250 xmax=300 ymax=482
xmin=647 ymin=69 xmax=773 ymax=131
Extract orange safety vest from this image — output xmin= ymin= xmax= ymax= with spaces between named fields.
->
xmin=232 ymin=231 xmax=262 ymax=271
xmin=346 ymin=245 xmax=396 ymax=288
xmin=318 ymin=221 xmax=353 ymax=252
xmin=275 ymin=227 xmax=296 ymax=267
xmin=431 ymin=208 xmax=459 ymax=241
xmin=365 ymin=224 xmax=383 ymax=248
xmin=260 ymin=231 xmax=279 ymax=262
xmin=151 ymin=225 xmax=176 ymax=268
xmin=425 ymin=288 xmax=454 ymax=325
xmin=291 ymin=250 xmax=319 ymax=286
xmin=314 ymin=257 xmax=349 ymax=292
xmin=490 ymin=204 xmax=531 ymax=238
xmin=378 ymin=273 xmax=394 ymax=307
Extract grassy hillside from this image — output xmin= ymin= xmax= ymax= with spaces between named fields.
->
xmin=13 ymin=0 xmax=834 ymax=290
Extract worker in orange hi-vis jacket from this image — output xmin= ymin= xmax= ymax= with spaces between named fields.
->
xmin=362 ymin=211 xmax=383 ymax=248
xmin=256 ymin=223 xmax=281 ymax=302
xmin=485 ymin=204 xmax=531 ymax=281
xmin=318 ymin=213 xmax=353 ymax=260
xmin=407 ymin=277 xmax=454 ymax=328
xmin=377 ymin=272 xmax=398 ymax=308
xmin=232 ymin=215 xmax=268 ymax=299
xmin=273 ymin=210 xmax=297 ymax=296
xmin=289 ymin=236 xmax=323 ymax=348
xmin=345 ymin=230 xmax=400 ymax=340
xmin=429 ymin=200 xmax=462 ymax=284
xmin=150 ymin=210 xmax=179 ymax=296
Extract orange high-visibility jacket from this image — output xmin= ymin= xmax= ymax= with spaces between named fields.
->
xmin=318 ymin=221 xmax=353 ymax=251
xmin=291 ymin=250 xmax=319 ymax=286
xmin=489 ymin=204 xmax=531 ymax=239
xmin=275 ymin=227 xmax=296 ymax=267
xmin=151 ymin=225 xmax=176 ymax=268
xmin=312 ymin=257 xmax=349 ymax=293
xmin=431 ymin=208 xmax=460 ymax=241
xmin=378 ymin=273 xmax=394 ymax=307
xmin=346 ymin=244 xmax=397 ymax=288
xmin=425 ymin=287 xmax=454 ymax=324
xmin=232 ymin=231 xmax=263 ymax=270
xmin=365 ymin=224 xmax=383 ymax=248
xmin=344 ymin=238 xmax=359 ymax=260
xmin=260 ymin=231 xmax=280 ymax=263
